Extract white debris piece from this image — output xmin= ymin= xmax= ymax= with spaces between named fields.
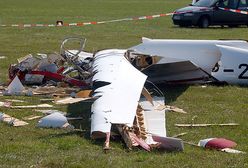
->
xmin=37 ymin=112 xmax=71 ymax=128
xmin=35 ymin=109 xmax=66 ymax=115
xmin=54 ymin=97 xmax=92 ymax=105
xmin=6 ymin=76 xmax=25 ymax=95
xmin=0 ymin=112 xmax=29 ymax=127
xmin=10 ymin=104 xmax=53 ymax=109
xmin=139 ymin=97 xmax=166 ymax=137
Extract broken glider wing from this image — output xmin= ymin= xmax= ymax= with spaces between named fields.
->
xmin=129 ymin=37 xmax=248 ymax=84
xmin=91 ymin=49 xmax=147 ymax=138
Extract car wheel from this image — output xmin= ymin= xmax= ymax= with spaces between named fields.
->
xmin=179 ymin=24 xmax=189 ymax=27
xmin=228 ymin=25 xmax=238 ymax=28
xmin=199 ymin=17 xmax=209 ymax=28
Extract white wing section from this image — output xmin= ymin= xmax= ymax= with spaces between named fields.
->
xmin=213 ymin=45 xmax=248 ymax=85
xmin=91 ymin=49 xmax=147 ymax=136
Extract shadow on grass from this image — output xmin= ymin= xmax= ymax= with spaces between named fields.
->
xmin=147 ymin=83 xmax=190 ymax=104
xmin=38 ymin=130 xmax=89 ymax=140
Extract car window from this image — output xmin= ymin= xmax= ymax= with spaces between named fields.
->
xmin=229 ymin=0 xmax=239 ymax=8
xmin=218 ymin=0 xmax=229 ymax=7
xmin=193 ymin=0 xmax=218 ymax=7
xmin=218 ymin=0 xmax=239 ymax=8
xmin=238 ymin=0 xmax=248 ymax=8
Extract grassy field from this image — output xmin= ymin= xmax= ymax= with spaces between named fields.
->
xmin=0 ymin=0 xmax=247 ymax=167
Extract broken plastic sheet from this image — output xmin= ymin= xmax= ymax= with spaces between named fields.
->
xmin=139 ymin=97 xmax=166 ymax=137
xmin=37 ymin=112 xmax=70 ymax=128
xmin=91 ymin=49 xmax=147 ymax=135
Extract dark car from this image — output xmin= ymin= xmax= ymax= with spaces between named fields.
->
xmin=172 ymin=0 xmax=248 ymax=28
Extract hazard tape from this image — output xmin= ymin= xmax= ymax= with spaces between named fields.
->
xmin=0 ymin=12 xmax=174 ymax=28
xmin=218 ymin=7 xmax=248 ymax=15
xmin=2 ymin=7 xmax=245 ymax=28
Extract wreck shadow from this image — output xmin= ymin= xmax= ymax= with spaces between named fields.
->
xmin=150 ymin=84 xmax=189 ymax=104
xmin=38 ymin=130 xmax=89 ymax=140
xmin=66 ymin=101 xmax=93 ymax=139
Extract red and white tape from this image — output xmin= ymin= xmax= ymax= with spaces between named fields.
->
xmin=218 ymin=7 xmax=248 ymax=15
xmin=1 ymin=8 xmax=247 ymax=28
xmin=0 ymin=12 xmax=174 ymax=28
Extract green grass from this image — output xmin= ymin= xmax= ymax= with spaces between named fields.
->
xmin=0 ymin=0 xmax=248 ymax=167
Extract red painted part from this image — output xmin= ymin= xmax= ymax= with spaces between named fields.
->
xmin=129 ymin=132 xmax=151 ymax=151
xmin=30 ymin=71 xmax=88 ymax=87
xmin=205 ymin=138 xmax=237 ymax=149
xmin=56 ymin=67 xmax=65 ymax=74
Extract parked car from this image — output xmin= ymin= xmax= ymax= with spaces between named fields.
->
xmin=172 ymin=0 xmax=248 ymax=28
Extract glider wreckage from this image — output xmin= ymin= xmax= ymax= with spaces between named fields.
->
xmin=7 ymin=37 xmax=248 ymax=151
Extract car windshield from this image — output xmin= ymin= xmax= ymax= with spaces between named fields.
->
xmin=193 ymin=0 xmax=218 ymax=7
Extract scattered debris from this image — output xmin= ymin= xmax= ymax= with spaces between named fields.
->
xmin=37 ymin=112 xmax=73 ymax=129
xmin=0 ymin=56 xmax=6 ymax=59
xmin=35 ymin=109 xmax=66 ymax=115
xmin=0 ymin=101 xmax=12 ymax=107
xmin=32 ymin=86 xmax=78 ymax=97
xmin=198 ymin=138 xmax=246 ymax=154
xmin=164 ymin=105 xmax=187 ymax=114
xmin=198 ymin=138 xmax=237 ymax=149
xmin=220 ymin=148 xmax=246 ymax=154
xmin=4 ymin=76 xmax=25 ymax=95
xmin=0 ymin=112 xmax=29 ymax=127
xmin=10 ymin=104 xmax=53 ymax=109
xmin=172 ymin=132 xmax=188 ymax=138
xmin=9 ymin=38 xmax=92 ymax=87
xmin=23 ymin=115 xmax=43 ymax=121
xmin=5 ymin=99 xmax=25 ymax=103
xmin=184 ymin=138 xmax=246 ymax=154
xmin=75 ymin=90 xmax=92 ymax=98
xmin=152 ymin=135 xmax=184 ymax=151
xmin=1 ymin=37 xmax=246 ymax=153
xmin=54 ymin=97 xmax=93 ymax=105
xmin=40 ymin=98 xmax=54 ymax=103
xmin=175 ymin=123 xmax=239 ymax=127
